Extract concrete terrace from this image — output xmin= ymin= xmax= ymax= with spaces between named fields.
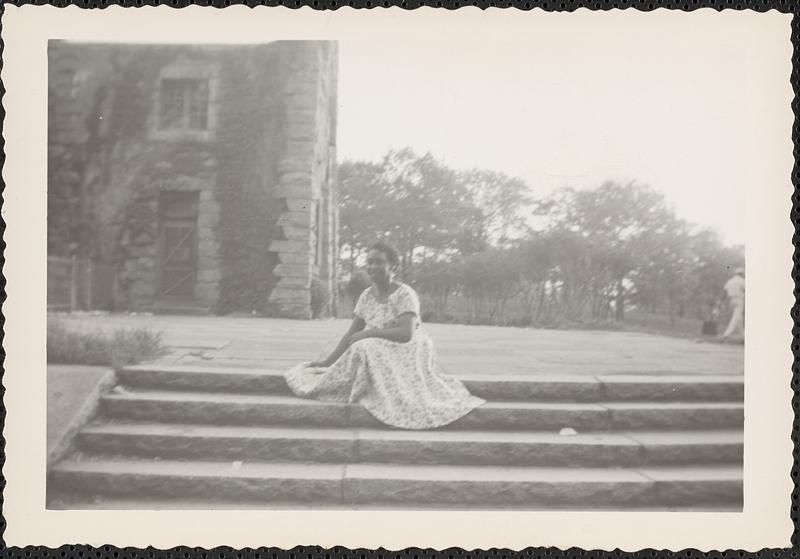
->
xmin=53 ymin=313 xmax=743 ymax=378
xmin=48 ymin=313 xmax=745 ymax=510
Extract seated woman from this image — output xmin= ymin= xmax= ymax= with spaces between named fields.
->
xmin=284 ymin=241 xmax=485 ymax=429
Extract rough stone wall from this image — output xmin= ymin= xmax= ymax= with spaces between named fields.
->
xmin=209 ymin=45 xmax=284 ymax=315
xmin=268 ymin=42 xmax=339 ymax=319
xmin=48 ymin=41 xmax=337 ymax=317
xmin=47 ymin=44 xmax=114 ymax=258
xmin=317 ymin=44 xmax=339 ymax=317
xmin=111 ymin=162 xmax=220 ymax=310
xmin=48 ymin=45 xmax=226 ymax=311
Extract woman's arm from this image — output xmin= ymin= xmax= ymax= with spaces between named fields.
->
xmin=349 ymin=313 xmax=417 ymax=345
xmin=309 ymin=316 xmax=366 ymax=367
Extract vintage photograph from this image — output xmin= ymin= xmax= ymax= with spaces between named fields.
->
xmin=44 ymin=34 xmax=747 ymax=511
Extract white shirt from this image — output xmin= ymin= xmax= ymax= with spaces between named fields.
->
xmin=724 ymin=275 xmax=745 ymax=299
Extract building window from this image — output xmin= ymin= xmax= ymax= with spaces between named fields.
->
xmin=150 ymin=61 xmax=218 ymax=142
xmin=159 ymin=78 xmax=209 ymax=131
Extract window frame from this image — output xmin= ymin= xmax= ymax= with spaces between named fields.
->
xmin=158 ymin=77 xmax=210 ymax=132
xmin=150 ymin=61 xmax=219 ymax=143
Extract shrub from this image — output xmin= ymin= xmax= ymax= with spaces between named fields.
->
xmin=310 ymin=279 xmax=330 ymax=319
xmin=345 ymin=270 xmax=371 ymax=301
xmin=508 ymin=315 xmax=533 ymax=328
xmin=47 ymin=320 xmax=166 ymax=368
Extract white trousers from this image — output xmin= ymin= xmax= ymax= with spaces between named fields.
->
xmin=723 ymin=296 xmax=745 ymax=338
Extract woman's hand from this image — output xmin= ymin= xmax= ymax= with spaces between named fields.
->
xmin=307 ymin=317 xmax=366 ymax=371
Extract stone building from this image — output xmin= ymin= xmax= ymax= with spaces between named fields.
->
xmin=48 ymin=41 xmax=339 ymax=319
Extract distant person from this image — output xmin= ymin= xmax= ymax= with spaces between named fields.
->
xmin=284 ymin=241 xmax=485 ymax=429
xmin=722 ymin=267 xmax=745 ymax=341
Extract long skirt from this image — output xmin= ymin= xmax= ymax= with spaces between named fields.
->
xmin=284 ymin=330 xmax=485 ymax=429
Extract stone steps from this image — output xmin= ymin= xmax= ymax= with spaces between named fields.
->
xmin=99 ymin=389 xmax=744 ymax=431
xmin=118 ymin=364 xmax=744 ymax=402
xmin=76 ymin=422 xmax=743 ymax=467
xmin=48 ymin=363 xmax=744 ymax=510
xmin=48 ymin=457 xmax=743 ymax=509
xmin=47 ymin=496 xmax=745 ymax=511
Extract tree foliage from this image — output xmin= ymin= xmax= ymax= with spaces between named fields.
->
xmin=338 ymin=153 xmax=744 ymax=335
xmin=338 ymin=148 xmax=533 ymax=276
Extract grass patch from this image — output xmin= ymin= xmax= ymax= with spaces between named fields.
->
xmin=47 ymin=320 xmax=167 ymax=368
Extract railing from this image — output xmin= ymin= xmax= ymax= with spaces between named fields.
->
xmin=48 ymin=256 xmax=116 ymax=312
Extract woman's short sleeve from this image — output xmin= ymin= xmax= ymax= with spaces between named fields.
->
xmin=394 ymin=285 xmax=421 ymax=318
xmin=353 ymin=288 xmax=370 ymax=320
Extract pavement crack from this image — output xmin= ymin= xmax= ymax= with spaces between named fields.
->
xmin=340 ymin=462 xmax=349 ymax=506
xmin=352 ymin=429 xmax=362 ymax=463
xmin=620 ymin=432 xmax=647 ymax=467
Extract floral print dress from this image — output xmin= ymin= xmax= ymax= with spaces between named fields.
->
xmin=284 ymin=283 xmax=485 ymax=429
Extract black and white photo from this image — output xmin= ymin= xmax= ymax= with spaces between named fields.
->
xmin=1 ymin=5 xmax=793 ymax=551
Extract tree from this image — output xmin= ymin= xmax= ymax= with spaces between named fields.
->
xmin=456 ymin=248 xmax=522 ymax=324
xmin=338 ymin=148 xmax=478 ymax=277
xmin=380 ymin=149 xmax=475 ymax=275
xmin=338 ymin=152 xmax=745 ymax=334
xmin=337 ymin=160 xmax=386 ymax=273
xmin=532 ymin=181 xmax=678 ymax=321
xmin=457 ymin=169 xmax=534 ymax=250
xmin=515 ymin=233 xmax=559 ymax=324
xmin=629 ymin=215 xmax=693 ymax=325
xmin=687 ymin=229 xmax=744 ymax=322
xmin=414 ymin=258 xmax=460 ymax=319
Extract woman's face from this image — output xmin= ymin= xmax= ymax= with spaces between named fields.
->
xmin=366 ymin=249 xmax=394 ymax=283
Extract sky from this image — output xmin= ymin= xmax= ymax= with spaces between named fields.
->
xmin=336 ymin=27 xmax=750 ymax=247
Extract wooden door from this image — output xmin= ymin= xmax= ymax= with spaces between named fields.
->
xmin=158 ymin=191 xmax=199 ymax=299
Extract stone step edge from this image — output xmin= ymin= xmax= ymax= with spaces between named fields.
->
xmin=100 ymin=389 xmax=746 ymax=410
xmin=51 ymin=456 xmax=745 ymax=482
xmin=76 ymin=422 xmax=743 ymax=467
xmin=122 ymin=363 xmax=744 ymax=384
xmin=45 ymin=495 xmax=746 ymax=512
xmin=80 ymin=421 xmax=745 ymax=443
xmin=48 ymin=457 xmax=744 ymax=507
xmin=118 ymin=365 xmax=744 ymax=401
xmin=98 ymin=390 xmax=745 ymax=431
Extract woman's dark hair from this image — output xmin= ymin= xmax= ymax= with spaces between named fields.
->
xmin=369 ymin=241 xmax=399 ymax=267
